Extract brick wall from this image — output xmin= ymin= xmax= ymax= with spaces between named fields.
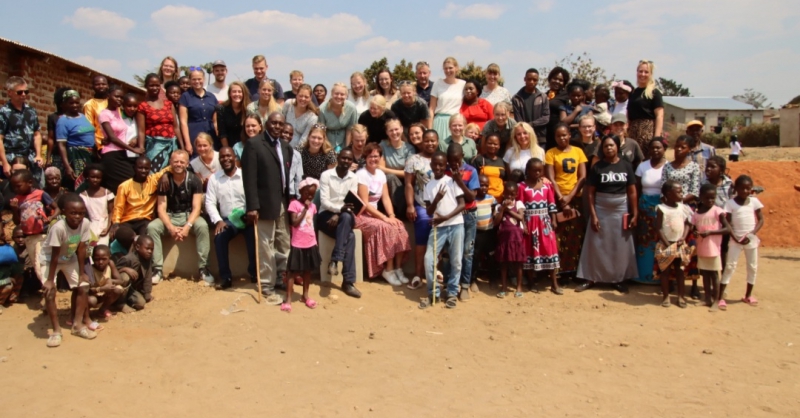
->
xmin=0 ymin=42 xmax=143 ymax=138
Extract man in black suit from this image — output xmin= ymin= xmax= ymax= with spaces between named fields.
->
xmin=242 ymin=112 xmax=292 ymax=305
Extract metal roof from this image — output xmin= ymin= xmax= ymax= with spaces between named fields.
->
xmin=0 ymin=36 xmax=143 ymax=92
xmin=663 ymin=97 xmax=757 ymax=111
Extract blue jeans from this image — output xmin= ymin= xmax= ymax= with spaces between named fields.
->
xmin=214 ymin=219 xmax=256 ymax=281
xmin=459 ymin=209 xmax=477 ymax=289
xmin=316 ymin=210 xmax=356 ymax=285
xmin=424 ymin=224 xmax=464 ymax=299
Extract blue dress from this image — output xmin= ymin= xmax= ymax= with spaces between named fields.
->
xmin=179 ymin=89 xmax=218 ymax=155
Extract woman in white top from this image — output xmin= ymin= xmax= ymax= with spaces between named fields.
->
xmin=348 ymin=72 xmax=371 ymax=114
xmin=369 ymin=68 xmax=399 ymax=109
xmin=480 ymin=63 xmax=512 ymax=106
xmin=282 ymin=83 xmax=319 ymax=147
xmin=189 ymin=132 xmax=220 ymax=189
xmin=355 ymin=143 xmax=411 ymax=285
xmin=728 ymin=135 xmax=744 ymax=162
xmin=634 ymin=137 xmax=667 ymax=284
xmin=503 ymin=122 xmax=545 ymax=175
xmin=429 ymin=57 xmax=466 ymax=140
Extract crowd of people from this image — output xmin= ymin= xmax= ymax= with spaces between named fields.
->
xmin=0 ymin=55 xmax=765 ymax=347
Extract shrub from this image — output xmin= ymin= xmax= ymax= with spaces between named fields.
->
xmin=737 ymin=123 xmax=779 ymax=147
xmin=702 ymin=133 xmax=730 ymax=148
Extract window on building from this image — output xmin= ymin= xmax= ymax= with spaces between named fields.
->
xmin=744 ymin=117 xmax=751 ymax=126
xmin=695 ymin=116 xmax=705 ymax=125
xmin=717 ymin=116 xmax=726 ymax=127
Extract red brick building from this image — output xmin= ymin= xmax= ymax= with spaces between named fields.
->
xmin=0 ymin=36 xmax=143 ymax=138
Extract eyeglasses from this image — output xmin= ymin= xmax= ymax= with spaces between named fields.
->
xmin=15 ymin=90 xmax=30 ymax=96
xmin=312 ymin=124 xmax=327 ymax=130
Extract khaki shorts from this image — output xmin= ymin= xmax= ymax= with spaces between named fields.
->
xmin=39 ymin=258 xmax=88 ymax=289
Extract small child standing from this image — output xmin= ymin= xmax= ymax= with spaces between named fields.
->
xmin=80 ymin=164 xmax=115 ymax=247
xmin=282 ymin=179 xmax=321 ymax=312
xmin=470 ymin=174 xmax=496 ymax=289
xmin=39 ymin=193 xmax=95 ymax=347
xmin=720 ymin=175 xmax=764 ymax=307
xmin=85 ymin=245 xmax=125 ymax=319
xmin=494 ymin=182 xmax=526 ymax=298
xmin=728 ymin=135 xmax=744 ymax=162
xmin=420 ymin=152 xmax=465 ymax=310
xmin=693 ymin=184 xmax=730 ymax=311
xmin=655 ymin=181 xmax=693 ymax=308
xmin=518 ymin=158 xmax=561 ymax=294
xmin=10 ymin=169 xmax=59 ymax=287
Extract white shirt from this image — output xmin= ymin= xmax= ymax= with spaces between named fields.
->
xmin=480 ymin=86 xmax=512 ymax=106
xmin=431 ymin=78 xmax=466 ymax=115
xmin=612 ymin=100 xmax=628 ymax=116
xmin=207 ymin=82 xmax=229 ymax=103
xmin=320 ymin=168 xmax=358 ymax=213
xmin=356 ymin=168 xmax=387 ymax=208
xmin=423 ymin=176 xmax=464 ymax=227
xmin=205 ymin=167 xmax=245 ymax=224
xmin=503 ymin=148 xmax=545 ymax=172
xmin=730 ymin=142 xmax=742 ymax=155
xmin=190 ymin=152 xmax=221 ymax=181
xmin=635 ymin=160 xmax=665 ymax=196
xmin=348 ymin=93 xmax=370 ymax=115
xmin=725 ymin=197 xmax=763 ymax=244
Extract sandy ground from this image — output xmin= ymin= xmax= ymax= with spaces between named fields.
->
xmin=1 ymin=148 xmax=799 ymax=417
xmin=1 ymin=247 xmax=799 ymax=417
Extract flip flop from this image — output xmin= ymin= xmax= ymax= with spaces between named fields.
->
xmin=445 ymin=297 xmax=457 ymax=309
xmin=678 ymin=298 xmax=688 ymax=309
xmin=46 ymin=333 xmax=62 ymax=347
xmin=741 ymin=296 xmax=758 ymax=306
xmin=718 ymin=299 xmax=727 ymax=311
xmin=551 ymin=287 xmax=564 ymax=295
xmin=88 ymin=321 xmax=103 ymax=331
xmin=496 ymin=292 xmax=506 ymax=299
xmin=514 ymin=291 xmax=523 ymax=298
xmin=280 ymin=303 xmax=292 ymax=313
xmin=407 ymin=277 xmax=423 ymax=290
xmin=71 ymin=327 xmax=97 ymax=340
xmin=304 ymin=298 xmax=317 ymax=309
xmin=661 ymin=298 xmax=671 ymax=308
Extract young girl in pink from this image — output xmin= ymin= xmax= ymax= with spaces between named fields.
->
xmin=692 ymin=183 xmax=730 ymax=311
xmin=494 ymin=182 xmax=526 ymax=298
xmin=518 ymin=158 xmax=561 ymax=294
xmin=282 ymin=179 xmax=321 ymax=312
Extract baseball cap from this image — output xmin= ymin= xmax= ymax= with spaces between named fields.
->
xmin=686 ymin=120 xmax=704 ymax=128
xmin=211 ymin=60 xmax=226 ymax=68
xmin=611 ymin=113 xmax=628 ymax=125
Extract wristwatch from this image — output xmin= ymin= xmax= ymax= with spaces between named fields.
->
xmin=186 ymin=222 xmax=193 ymax=228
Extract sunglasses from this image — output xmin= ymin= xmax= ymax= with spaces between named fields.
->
xmin=188 ymin=66 xmax=205 ymax=72
xmin=416 ymin=61 xmax=429 ymax=67
xmin=312 ymin=124 xmax=327 ymax=130
xmin=15 ymin=90 xmax=30 ymax=96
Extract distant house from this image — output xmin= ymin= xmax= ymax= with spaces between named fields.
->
xmin=663 ymin=97 xmax=764 ymax=130
xmin=0 ymin=37 xmax=143 ymax=138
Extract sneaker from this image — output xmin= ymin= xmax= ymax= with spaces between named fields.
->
xmin=151 ymin=271 xmax=163 ymax=285
xmin=382 ymin=270 xmax=402 ymax=286
xmin=459 ymin=287 xmax=471 ymax=301
xmin=393 ymin=269 xmax=409 ymax=284
xmin=199 ymin=268 xmax=214 ymax=286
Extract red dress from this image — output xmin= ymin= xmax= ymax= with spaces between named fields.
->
xmin=518 ymin=181 xmax=560 ymax=271
xmin=460 ymin=99 xmax=494 ymax=130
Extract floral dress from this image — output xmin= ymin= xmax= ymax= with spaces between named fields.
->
xmin=518 ymin=181 xmax=560 ymax=271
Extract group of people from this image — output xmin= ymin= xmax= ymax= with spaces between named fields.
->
xmin=0 ymin=55 xmax=764 ymax=347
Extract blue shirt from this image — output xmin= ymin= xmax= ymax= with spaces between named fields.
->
xmin=417 ymin=82 xmax=433 ymax=105
xmin=0 ymin=102 xmax=40 ymax=154
xmin=244 ymin=78 xmax=284 ymax=103
xmin=446 ymin=162 xmax=480 ymax=209
xmin=55 ymin=114 xmax=95 ymax=147
xmin=179 ymin=89 xmax=218 ymax=147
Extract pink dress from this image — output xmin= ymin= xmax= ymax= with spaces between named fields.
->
xmin=518 ymin=182 xmax=560 ymax=271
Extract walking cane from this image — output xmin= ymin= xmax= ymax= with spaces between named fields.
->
xmin=432 ymin=225 xmax=437 ymax=306
xmin=254 ymin=221 xmax=262 ymax=304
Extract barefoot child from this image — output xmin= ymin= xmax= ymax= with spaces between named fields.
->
xmin=693 ymin=184 xmax=730 ymax=311
xmin=39 ymin=193 xmax=96 ymax=347
xmin=494 ymin=181 xmax=526 ymax=297
xmin=720 ymin=175 xmax=764 ymax=307
xmin=655 ymin=181 xmax=693 ymax=308
xmin=419 ymin=152 xmax=465 ymax=309
xmin=518 ymin=158 xmax=561 ymax=294
xmin=80 ymin=164 xmax=115 ymax=247
xmin=282 ymin=179 xmax=321 ymax=312
xmin=114 ymin=235 xmax=155 ymax=311
xmin=85 ymin=245 xmax=125 ymax=319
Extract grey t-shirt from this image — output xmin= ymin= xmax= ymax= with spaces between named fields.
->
xmin=379 ymin=140 xmax=416 ymax=170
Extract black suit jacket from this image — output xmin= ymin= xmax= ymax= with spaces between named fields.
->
xmin=241 ymin=132 xmax=293 ymax=220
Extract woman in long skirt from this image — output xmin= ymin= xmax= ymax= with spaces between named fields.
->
xmin=634 ymin=138 xmax=667 ymax=284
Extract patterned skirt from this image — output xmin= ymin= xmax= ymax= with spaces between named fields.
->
xmin=49 ymin=146 xmax=93 ymax=191
xmin=634 ymin=193 xmax=661 ymax=284
xmin=355 ymin=214 xmax=411 ymax=278
xmin=145 ymin=136 xmax=177 ymax=173
xmin=628 ymin=119 xmax=655 ymax=158
xmin=555 ymin=211 xmax=585 ymax=275
xmin=523 ymin=209 xmax=560 ymax=271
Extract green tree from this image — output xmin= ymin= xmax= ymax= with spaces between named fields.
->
xmin=657 ymin=77 xmax=691 ymax=97
xmin=733 ymin=88 xmax=771 ymax=109
xmin=456 ymin=61 xmax=486 ymax=86
xmin=392 ymin=59 xmax=416 ymax=85
xmin=363 ymin=58 xmax=389 ymax=91
xmin=363 ymin=58 xmax=417 ymax=91
xmin=539 ymin=52 xmax=615 ymax=88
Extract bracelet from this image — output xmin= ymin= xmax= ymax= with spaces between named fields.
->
xmin=186 ymin=222 xmax=193 ymax=228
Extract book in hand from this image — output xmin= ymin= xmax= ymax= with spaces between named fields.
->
xmin=344 ymin=191 xmax=366 ymax=215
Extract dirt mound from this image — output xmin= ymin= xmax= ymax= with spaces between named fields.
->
xmin=727 ymin=160 xmax=800 ymax=247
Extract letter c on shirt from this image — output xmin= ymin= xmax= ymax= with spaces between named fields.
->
xmin=561 ymin=158 xmax=577 ymax=174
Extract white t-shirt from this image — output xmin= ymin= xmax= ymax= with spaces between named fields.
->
xmin=657 ymin=203 xmax=692 ymax=242
xmin=207 ymin=83 xmax=229 ymax=103
xmin=40 ymin=218 xmax=93 ymax=264
xmin=190 ymin=152 xmax=221 ymax=181
xmin=480 ymin=86 xmax=512 ymax=106
xmin=356 ymin=168 xmax=387 ymax=209
xmin=635 ymin=160 xmax=665 ymax=196
xmin=423 ymin=176 xmax=464 ymax=227
xmin=730 ymin=142 xmax=742 ymax=156
xmin=503 ymin=147 xmax=545 ymax=172
xmin=348 ymin=93 xmax=370 ymax=115
xmin=725 ymin=197 xmax=763 ymax=243
xmin=431 ymin=78 xmax=466 ymax=115
xmin=612 ymin=100 xmax=628 ymax=116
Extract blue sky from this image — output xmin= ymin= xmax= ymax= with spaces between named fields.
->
xmin=6 ymin=0 xmax=799 ymax=105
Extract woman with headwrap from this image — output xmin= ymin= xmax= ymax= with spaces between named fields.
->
xmin=51 ymin=89 xmax=96 ymax=190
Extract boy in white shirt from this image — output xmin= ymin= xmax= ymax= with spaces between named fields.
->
xmin=420 ymin=152 xmax=465 ymax=309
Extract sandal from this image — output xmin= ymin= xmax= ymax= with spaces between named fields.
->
xmin=661 ymin=298 xmax=671 ymax=308
xmin=741 ymin=296 xmax=758 ymax=306
xmin=551 ymin=287 xmax=564 ymax=296
xmin=678 ymin=298 xmax=688 ymax=309
xmin=280 ymin=303 xmax=292 ymax=313
xmin=496 ymin=291 xmax=506 ymax=299
xmin=418 ymin=297 xmax=433 ymax=309
xmin=304 ymin=298 xmax=317 ymax=309
xmin=71 ymin=327 xmax=97 ymax=340
xmin=718 ymin=299 xmax=727 ymax=311
xmin=514 ymin=291 xmax=523 ymax=298
xmin=88 ymin=321 xmax=103 ymax=331
xmin=46 ymin=333 xmax=63 ymax=347
xmin=445 ymin=297 xmax=457 ymax=309
xmin=407 ymin=276 xmax=423 ymax=290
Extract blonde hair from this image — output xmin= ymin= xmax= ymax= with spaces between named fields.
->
xmin=304 ymin=125 xmax=333 ymax=154
xmin=289 ymin=70 xmax=304 ymax=79
xmin=511 ymin=122 xmax=543 ymax=161
xmin=292 ymin=84 xmax=319 ymax=116
xmin=195 ymin=132 xmax=214 ymax=148
xmin=637 ymin=60 xmax=657 ymax=100
xmin=443 ymin=57 xmax=459 ymax=70
xmin=349 ymin=72 xmax=370 ymax=100
xmin=350 ymin=123 xmax=368 ymax=138
xmin=326 ymin=83 xmax=349 ymax=110
xmin=252 ymin=55 xmax=266 ymax=65
xmin=448 ymin=113 xmax=466 ymax=127
xmin=485 ymin=63 xmax=501 ymax=75
xmin=370 ymin=95 xmax=387 ymax=109
xmin=493 ymin=101 xmax=511 ymax=113
xmin=464 ymin=123 xmax=481 ymax=136
xmin=258 ymin=79 xmax=280 ymax=114
xmin=158 ymin=56 xmax=179 ymax=82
